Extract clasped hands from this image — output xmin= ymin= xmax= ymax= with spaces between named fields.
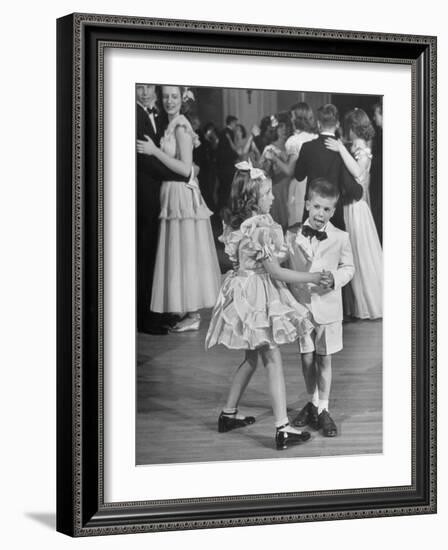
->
xmin=275 ymin=247 xmax=333 ymax=289
xmin=316 ymin=270 xmax=334 ymax=289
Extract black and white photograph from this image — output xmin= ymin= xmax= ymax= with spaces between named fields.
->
xmin=135 ymin=83 xmax=384 ymax=465
xmin=2 ymin=0 xmax=443 ymax=545
xmin=53 ymin=8 xmax=436 ymax=539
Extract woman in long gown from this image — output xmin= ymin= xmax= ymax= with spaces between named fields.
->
xmin=136 ymin=85 xmax=221 ymax=331
xmin=325 ymin=108 xmax=382 ymax=320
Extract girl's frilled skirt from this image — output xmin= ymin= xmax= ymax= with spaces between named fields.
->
xmin=205 ymin=269 xmax=313 ymax=350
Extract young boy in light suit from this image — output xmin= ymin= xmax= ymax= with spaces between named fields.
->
xmin=286 ymin=178 xmax=355 ymax=437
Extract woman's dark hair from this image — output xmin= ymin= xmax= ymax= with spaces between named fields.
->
xmin=344 ymin=108 xmax=375 ymax=142
xmin=259 ymin=115 xmax=273 ymax=134
xmin=235 ymin=123 xmax=247 ymax=140
xmin=291 ymin=102 xmax=317 ymax=133
xmin=256 ymin=115 xmax=277 ymax=148
xmin=275 ymin=111 xmax=293 ymax=139
xmin=222 ymin=169 xmax=269 ymax=229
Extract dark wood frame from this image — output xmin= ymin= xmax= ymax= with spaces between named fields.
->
xmin=56 ymin=13 xmax=437 ymax=537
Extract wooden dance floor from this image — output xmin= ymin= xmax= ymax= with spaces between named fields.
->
xmin=136 ymin=314 xmax=382 ymax=465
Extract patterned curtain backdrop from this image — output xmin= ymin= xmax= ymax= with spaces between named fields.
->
xmin=222 ymin=88 xmax=278 ymax=132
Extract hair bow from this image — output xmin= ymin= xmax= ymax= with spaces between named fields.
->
xmin=235 ymin=159 xmax=266 ymax=180
xmin=182 ymin=88 xmax=195 ymax=103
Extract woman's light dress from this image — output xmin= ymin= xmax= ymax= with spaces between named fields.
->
xmin=151 ymin=115 xmax=221 ymax=314
xmin=343 ymin=145 xmax=383 ymax=319
xmin=285 ymin=131 xmax=318 ymax=227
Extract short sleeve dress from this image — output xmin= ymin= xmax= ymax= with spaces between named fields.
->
xmin=285 ymin=131 xmax=318 ymax=227
xmin=205 ymin=214 xmax=313 ymax=350
xmin=150 ymin=114 xmax=221 ymax=314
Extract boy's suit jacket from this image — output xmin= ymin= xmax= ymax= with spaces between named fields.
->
xmin=286 ymin=222 xmax=355 ymax=324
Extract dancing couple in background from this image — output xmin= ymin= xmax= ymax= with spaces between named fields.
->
xmin=291 ymin=103 xmax=382 ymax=320
xmin=136 ymin=84 xmax=221 ymax=334
xmin=323 ymin=107 xmax=383 ymax=320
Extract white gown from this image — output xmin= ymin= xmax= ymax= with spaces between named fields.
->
xmin=284 ymin=131 xmax=318 ymax=226
xmin=343 ymin=146 xmax=383 ymax=319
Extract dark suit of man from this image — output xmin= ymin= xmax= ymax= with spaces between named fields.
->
xmin=294 ymin=133 xmax=362 ymax=230
xmin=216 ymin=127 xmax=238 ymax=210
xmin=370 ymin=126 xmax=383 ymax=243
xmin=136 ymin=103 xmax=188 ymax=333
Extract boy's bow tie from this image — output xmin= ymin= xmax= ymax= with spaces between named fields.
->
xmin=302 ymin=225 xmax=328 ymax=241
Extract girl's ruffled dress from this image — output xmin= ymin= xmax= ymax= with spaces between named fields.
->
xmin=205 ymin=214 xmax=313 ymax=350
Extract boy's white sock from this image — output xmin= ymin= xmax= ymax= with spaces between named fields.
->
xmin=275 ymin=417 xmax=290 ymax=429
xmin=309 ymin=387 xmax=319 ymax=407
xmin=318 ymin=399 xmax=329 ymax=414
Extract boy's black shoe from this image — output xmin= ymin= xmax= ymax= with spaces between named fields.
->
xmin=292 ymin=402 xmax=319 ymax=430
xmin=318 ymin=410 xmax=338 ymax=437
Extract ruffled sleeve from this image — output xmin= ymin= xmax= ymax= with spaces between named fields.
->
xmin=352 ymin=146 xmax=372 ymax=188
xmin=285 ymin=135 xmax=300 ymax=158
xmin=219 ymin=224 xmax=242 ymax=264
xmin=241 ymin=215 xmax=284 ymax=262
xmin=165 ymin=114 xmax=201 ymax=149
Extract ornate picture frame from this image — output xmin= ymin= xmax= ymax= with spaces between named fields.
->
xmin=56 ymin=13 xmax=437 ymax=536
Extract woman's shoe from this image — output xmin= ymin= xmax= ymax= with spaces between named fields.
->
xmin=275 ymin=423 xmax=311 ymax=450
xmin=218 ymin=411 xmax=256 ymax=433
xmin=170 ymin=313 xmax=201 ymax=333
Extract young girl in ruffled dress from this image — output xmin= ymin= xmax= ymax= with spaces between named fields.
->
xmin=205 ymin=162 xmax=329 ymax=450
xmin=137 ymin=85 xmax=221 ymax=332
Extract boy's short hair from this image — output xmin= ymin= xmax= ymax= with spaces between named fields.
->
xmin=317 ymin=104 xmax=339 ymax=129
xmin=307 ymin=178 xmax=340 ymax=201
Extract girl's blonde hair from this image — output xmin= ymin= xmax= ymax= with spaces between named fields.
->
xmin=222 ymin=168 xmax=270 ymax=229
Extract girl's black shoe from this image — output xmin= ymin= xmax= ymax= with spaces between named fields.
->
xmin=275 ymin=423 xmax=311 ymax=450
xmin=218 ymin=411 xmax=256 ymax=432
